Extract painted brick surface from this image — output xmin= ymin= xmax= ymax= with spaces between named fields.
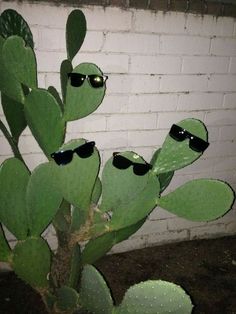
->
xmin=1 ymin=1 xmax=236 ymax=253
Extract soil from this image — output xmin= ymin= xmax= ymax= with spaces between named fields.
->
xmin=1 ymin=235 xmax=236 ymax=314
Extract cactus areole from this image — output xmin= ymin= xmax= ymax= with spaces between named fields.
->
xmin=0 ymin=8 xmax=235 ymax=314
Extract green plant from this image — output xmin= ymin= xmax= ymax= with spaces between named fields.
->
xmin=0 ymin=8 xmax=234 ymax=314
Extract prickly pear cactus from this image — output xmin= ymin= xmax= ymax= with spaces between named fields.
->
xmin=0 ymin=8 xmax=235 ymax=314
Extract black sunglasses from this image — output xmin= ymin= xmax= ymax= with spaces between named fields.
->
xmin=68 ymin=73 xmax=108 ymax=88
xmin=112 ymin=153 xmax=152 ymax=176
xmin=51 ymin=141 xmax=95 ymax=165
xmin=169 ymin=124 xmax=209 ymax=153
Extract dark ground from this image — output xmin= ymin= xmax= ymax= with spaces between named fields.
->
xmin=0 ymin=236 xmax=236 ymax=314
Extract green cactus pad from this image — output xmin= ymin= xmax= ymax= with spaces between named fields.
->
xmin=116 ymin=280 xmax=193 ymax=314
xmin=91 ymin=177 xmax=102 ymax=204
xmin=82 ymin=219 xmax=145 ymax=265
xmin=67 ymin=245 xmax=81 ymax=288
xmin=153 ymin=119 xmax=208 ymax=174
xmin=158 ymin=179 xmax=235 ymax=221
xmin=13 ymin=237 xmax=51 ymax=288
xmin=51 ymin=139 xmax=100 ymax=230
xmin=80 ymin=264 xmax=113 ymax=314
xmin=60 ymin=59 xmax=73 ymax=103
xmin=3 ymin=35 xmax=37 ymax=88
xmin=100 ymin=152 xmax=151 ymax=213
xmin=53 ymin=200 xmax=71 ymax=232
xmin=0 ymin=9 xmax=34 ymax=49
xmin=66 ymin=9 xmax=86 ymax=62
xmin=0 ymin=158 xmax=30 ymax=239
xmin=0 ymin=36 xmax=24 ymax=103
xmin=54 ymin=286 xmax=79 ymax=313
xmin=48 ymin=86 xmax=64 ymax=112
xmin=24 ymin=88 xmax=65 ymax=158
xmin=1 ymin=92 xmax=27 ymax=143
xmin=27 ymin=162 xmax=63 ymax=236
xmin=64 ymin=63 xmax=106 ymax=121
xmin=150 ymin=148 xmax=174 ymax=193
xmin=0 ymin=223 xmax=12 ymax=263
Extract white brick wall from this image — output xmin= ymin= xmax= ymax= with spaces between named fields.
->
xmin=1 ymin=1 xmax=236 ymax=253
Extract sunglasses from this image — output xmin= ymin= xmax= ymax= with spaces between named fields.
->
xmin=68 ymin=73 xmax=108 ymax=88
xmin=112 ymin=153 xmax=152 ymax=176
xmin=169 ymin=124 xmax=209 ymax=153
xmin=51 ymin=141 xmax=95 ymax=165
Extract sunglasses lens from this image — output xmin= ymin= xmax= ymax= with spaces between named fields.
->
xmin=51 ymin=151 xmax=73 ymax=165
xmin=113 ymin=155 xmax=131 ymax=169
xmin=189 ymin=137 xmax=209 ymax=153
xmin=169 ymin=124 xmax=186 ymax=141
xmin=89 ymin=75 xmax=106 ymax=88
xmin=133 ymin=163 xmax=152 ymax=176
xmin=75 ymin=141 xmax=95 ymax=158
xmin=69 ymin=73 xmax=85 ymax=87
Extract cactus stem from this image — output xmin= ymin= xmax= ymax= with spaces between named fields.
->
xmin=0 ymin=119 xmax=29 ymax=170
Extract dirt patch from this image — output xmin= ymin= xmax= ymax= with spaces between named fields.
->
xmin=1 ymin=236 xmax=236 ymax=314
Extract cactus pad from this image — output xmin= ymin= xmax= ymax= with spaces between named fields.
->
xmin=13 ymin=237 xmax=51 ymax=288
xmin=0 ymin=224 xmax=12 ymax=262
xmin=60 ymin=59 xmax=73 ymax=103
xmin=24 ymin=88 xmax=65 ymax=158
xmin=116 ymin=280 xmax=193 ymax=314
xmin=0 ymin=158 xmax=30 ymax=239
xmin=3 ymin=35 xmax=37 ymax=88
xmin=80 ymin=264 xmax=113 ymax=314
xmin=153 ymin=119 xmax=208 ymax=174
xmin=64 ymin=63 xmax=106 ymax=121
xmin=158 ymin=179 xmax=235 ymax=221
xmin=27 ymin=162 xmax=63 ymax=236
xmin=66 ymin=9 xmax=86 ymax=61
xmin=54 ymin=286 xmax=79 ymax=313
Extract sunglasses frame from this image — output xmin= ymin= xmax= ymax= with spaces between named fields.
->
xmin=112 ymin=153 xmax=152 ymax=176
xmin=68 ymin=72 xmax=108 ymax=88
xmin=169 ymin=124 xmax=209 ymax=153
xmin=51 ymin=141 xmax=95 ymax=165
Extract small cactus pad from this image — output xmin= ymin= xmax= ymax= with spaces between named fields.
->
xmin=0 ymin=158 xmax=30 ymax=239
xmin=82 ymin=219 xmax=145 ymax=265
xmin=66 ymin=9 xmax=86 ymax=61
xmin=64 ymin=63 xmax=106 ymax=121
xmin=80 ymin=264 xmax=113 ymax=314
xmin=91 ymin=177 xmax=102 ymax=204
xmin=48 ymin=86 xmax=64 ymax=112
xmin=54 ymin=286 xmax=79 ymax=313
xmin=24 ymin=88 xmax=65 ymax=158
xmin=153 ymin=119 xmax=208 ymax=174
xmin=116 ymin=280 xmax=193 ymax=314
xmin=13 ymin=237 xmax=51 ymax=288
xmin=51 ymin=139 xmax=100 ymax=230
xmin=100 ymin=152 xmax=151 ymax=212
xmin=0 ymin=36 xmax=24 ymax=103
xmin=158 ymin=179 xmax=235 ymax=221
xmin=27 ymin=162 xmax=63 ymax=236
xmin=3 ymin=35 xmax=37 ymax=88
xmin=60 ymin=59 xmax=73 ymax=103
xmin=0 ymin=223 xmax=12 ymax=263
xmin=1 ymin=92 xmax=27 ymax=143
xmin=0 ymin=9 xmax=34 ymax=48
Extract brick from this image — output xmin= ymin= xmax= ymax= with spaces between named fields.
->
xmin=23 ymin=153 xmax=48 ymax=171
xmin=0 ymin=136 xmax=12 ymax=155
xmin=133 ymin=11 xmax=187 ymax=35
xmin=35 ymin=51 xmax=66 ymax=72
xmin=106 ymin=113 xmax=157 ymax=131
xmin=157 ymin=111 xmax=205 ymax=129
xmin=106 ymin=74 xmax=132 ymax=94
xmin=146 ymin=230 xmax=189 ymax=247
xmin=18 ymin=135 xmax=42 ymax=154
xmin=207 ymin=126 xmax=220 ymax=142
xmin=213 ymin=156 xmax=236 ymax=172
xmin=229 ymin=57 xmax=236 ymax=74
xmin=37 ymin=73 xmax=46 ymax=88
xmin=178 ymin=93 xmax=223 ymax=111
xmin=67 ymin=115 xmax=107 ymax=133
xmin=82 ymin=6 xmax=132 ymax=31
xmin=110 ymin=235 xmax=147 ymax=254
xmin=73 ymin=53 xmax=129 ymax=73
xmin=134 ymin=219 xmax=167 ymax=236
xmin=127 ymin=94 xmax=177 ymax=113
xmin=211 ymin=38 xmax=236 ymax=56
xmin=219 ymin=125 xmax=236 ymax=141
xmin=38 ymin=27 xmax=65 ymax=51
xmin=95 ymin=95 xmax=128 ymax=114
xmin=168 ymin=217 xmax=205 ymax=231
xmin=185 ymin=15 xmax=234 ymax=37
xmin=223 ymin=93 xmax=236 ymax=108
xmin=45 ymin=73 xmax=61 ymax=91
xmin=182 ymin=56 xmax=229 ymax=74
xmin=130 ymin=55 xmax=181 ymax=74
xmin=205 ymin=109 xmax=236 ymax=126
xmin=204 ymin=141 xmax=236 ymax=158
xmin=208 ymin=74 xmax=236 ymax=92
xmin=189 ymin=223 xmax=227 ymax=240
xmin=160 ymin=75 xmax=208 ymax=93
xmin=160 ymin=35 xmax=210 ymax=55
xmin=127 ymin=130 xmax=166 ymax=147
xmin=103 ymin=32 xmax=159 ymax=54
